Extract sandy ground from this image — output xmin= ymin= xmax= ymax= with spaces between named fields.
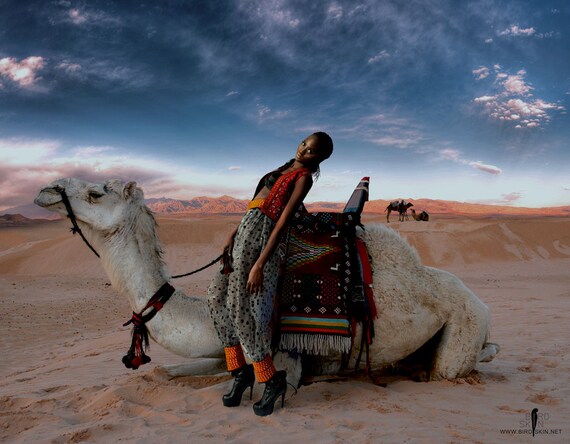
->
xmin=1 ymin=214 xmax=569 ymax=443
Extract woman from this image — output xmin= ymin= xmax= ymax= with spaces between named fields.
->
xmin=207 ymin=132 xmax=334 ymax=416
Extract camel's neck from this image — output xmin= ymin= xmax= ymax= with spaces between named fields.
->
xmin=94 ymin=214 xmax=168 ymax=312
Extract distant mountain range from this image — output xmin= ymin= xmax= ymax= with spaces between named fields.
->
xmin=114 ymin=196 xmax=570 ymax=216
xmin=2 ymin=196 xmax=569 ymax=220
xmin=145 ymin=196 xmax=250 ymax=214
xmin=0 ymin=213 xmax=53 ymax=226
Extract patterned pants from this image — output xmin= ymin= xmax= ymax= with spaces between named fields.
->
xmin=207 ymin=209 xmax=281 ymax=362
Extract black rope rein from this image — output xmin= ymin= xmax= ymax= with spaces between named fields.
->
xmin=56 ymin=185 xmax=223 ymax=370
xmin=171 ymin=253 xmax=223 ymax=279
xmin=57 ymin=186 xmax=100 ymax=258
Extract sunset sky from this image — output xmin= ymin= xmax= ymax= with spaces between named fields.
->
xmin=1 ymin=0 xmax=569 ymax=212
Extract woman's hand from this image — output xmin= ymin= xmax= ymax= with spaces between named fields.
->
xmin=247 ymin=262 xmax=264 ymax=294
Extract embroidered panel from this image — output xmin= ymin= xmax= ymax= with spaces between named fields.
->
xmin=277 ymin=212 xmax=359 ymax=355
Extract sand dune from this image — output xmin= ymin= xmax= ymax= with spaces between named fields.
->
xmin=1 ymin=215 xmax=569 ymax=443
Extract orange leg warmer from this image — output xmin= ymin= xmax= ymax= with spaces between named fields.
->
xmin=253 ymin=355 xmax=276 ymax=383
xmin=224 ymin=345 xmax=246 ymax=372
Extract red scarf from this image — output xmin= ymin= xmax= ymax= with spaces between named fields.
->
xmin=260 ymin=168 xmax=311 ymax=221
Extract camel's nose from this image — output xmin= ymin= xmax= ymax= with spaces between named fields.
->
xmin=34 ymin=179 xmax=68 ymax=207
xmin=34 ymin=189 xmax=59 ymax=207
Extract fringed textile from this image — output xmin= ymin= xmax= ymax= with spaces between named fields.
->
xmin=280 ymin=333 xmax=352 ymax=355
xmin=277 ymin=211 xmax=361 ymax=355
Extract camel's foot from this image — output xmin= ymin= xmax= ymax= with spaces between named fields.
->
xmin=273 ymin=351 xmax=303 ymax=388
xmin=152 ymin=358 xmax=226 ymax=380
xmin=478 ymin=342 xmax=500 ymax=363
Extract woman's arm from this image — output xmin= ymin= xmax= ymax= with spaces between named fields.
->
xmin=246 ymin=174 xmax=313 ymax=294
xmin=224 ymin=225 xmax=239 ymax=253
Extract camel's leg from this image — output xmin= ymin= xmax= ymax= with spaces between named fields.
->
xmin=273 ymin=350 xmax=303 ymax=388
xmin=430 ymin=321 xmax=485 ymax=380
xmin=478 ymin=342 xmax=500 ymax=362
xmin=153 ymin=358 xmax=226 ymax=379
xmin=386 ymin=209 xmax=391 ymax=223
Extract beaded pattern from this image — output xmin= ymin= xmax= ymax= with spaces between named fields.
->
xmin=253 ymin=355 xmax=276 ymax=383
xmin=224 ymin=345 xmax=246 ymax=371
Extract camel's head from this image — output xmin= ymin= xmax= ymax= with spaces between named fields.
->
xmin=34 ymin=178 xmax=145 ymax=233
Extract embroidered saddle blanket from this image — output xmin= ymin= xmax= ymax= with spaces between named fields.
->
xmin=278 ymin=212 xmax=355 ymax=355
xmin=276 ymin=178 xmax=376 ymax=356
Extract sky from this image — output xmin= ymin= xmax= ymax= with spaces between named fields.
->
xmin=1 ymin=0 xmax=569 ymax=211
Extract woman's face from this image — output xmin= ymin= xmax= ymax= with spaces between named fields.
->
xmin=295 ymin=134 xmax=327 ymax=165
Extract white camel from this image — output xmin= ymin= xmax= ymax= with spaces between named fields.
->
xmin=35 ymin=178 xmax=499 ymax=386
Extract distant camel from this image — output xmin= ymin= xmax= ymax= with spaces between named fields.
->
xmin=385 ymin=200 xmax=414 ymax=223
xmin=411 ymin=209 xmax=430 ymax=222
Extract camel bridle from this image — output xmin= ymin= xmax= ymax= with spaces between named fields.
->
xmin=53 ymin=184 xmax=223 ymax=278
xmin=55 ymin=185 xmax=101 ymax=258
xmin=52 ymin=183 xmax=223 ymax=370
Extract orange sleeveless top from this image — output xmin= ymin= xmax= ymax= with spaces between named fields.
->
xmin=257 ymin=168 xmax=311 ymax=221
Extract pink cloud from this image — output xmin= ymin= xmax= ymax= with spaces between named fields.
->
xmin=503 ymin=70 xmax=532 ymax=95
xmin=439 ymin=148 xmax=464 ymax=163
xmin=438 ymin=149 xmax=502 ymax=175
xmin=474 ymin=192 xmax=524 ymax=206
xmin=0 ymin=159 xmax=243 ymax=212
xmin=57 ymin=61 xmax=82 ymax=74
xmin=368 ymin=50 xmax=390 ymax=64
xmin=474 ymin=95 xmax=496 ymax=103
xmin=501 ymin=192 xmax=523 ymax=202
xmin=0 ymin=139 xmax=252 ymax=212
xmin=0 ymin=56 xmax=45 ymax=87
xmin=470 ymin=161 xmax=502 ymax=175
xmin=473 ymin=67 xmax=565 ymax=128
xmin=472 ymin=66 xmax=489 ymax=80
xmin=498 ymin=25 xmax=536 ymax=37
xmin=69 ymin=8 xmax=87 ymax=25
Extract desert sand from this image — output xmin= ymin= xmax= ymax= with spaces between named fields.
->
xmin=1 ymin=214 xmax=569 ymax=443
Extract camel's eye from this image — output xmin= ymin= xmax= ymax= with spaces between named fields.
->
xmin=88 ymin=190 xmax=104 ymax=201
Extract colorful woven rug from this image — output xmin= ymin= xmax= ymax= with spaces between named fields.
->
xmin=278 ymin=211 xmax=359 ymax=355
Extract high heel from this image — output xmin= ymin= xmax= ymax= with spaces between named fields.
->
xmin=253 ymin=370 xmax=287 ymax=416
xmin=222 ymin=364 xmax=254 ymax=407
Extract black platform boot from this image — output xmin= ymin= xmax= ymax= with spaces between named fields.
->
xmin=252 ymin=370 xmax=287 ymax=416
xmin=222 ymin=364 xmax=255 ymax=407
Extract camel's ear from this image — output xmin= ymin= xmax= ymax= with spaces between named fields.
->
xmin=123 ymin=181 xmax=138 ymax=200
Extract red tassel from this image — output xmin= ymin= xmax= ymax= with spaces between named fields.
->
xmin=121 ymin=283 xmax=175 ymax=370
xmin=356 ymin=238 xmax=377 ymax=321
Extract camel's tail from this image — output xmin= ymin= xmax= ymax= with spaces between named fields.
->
xmin=478 ymin=342 xmax=500 ymax=362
